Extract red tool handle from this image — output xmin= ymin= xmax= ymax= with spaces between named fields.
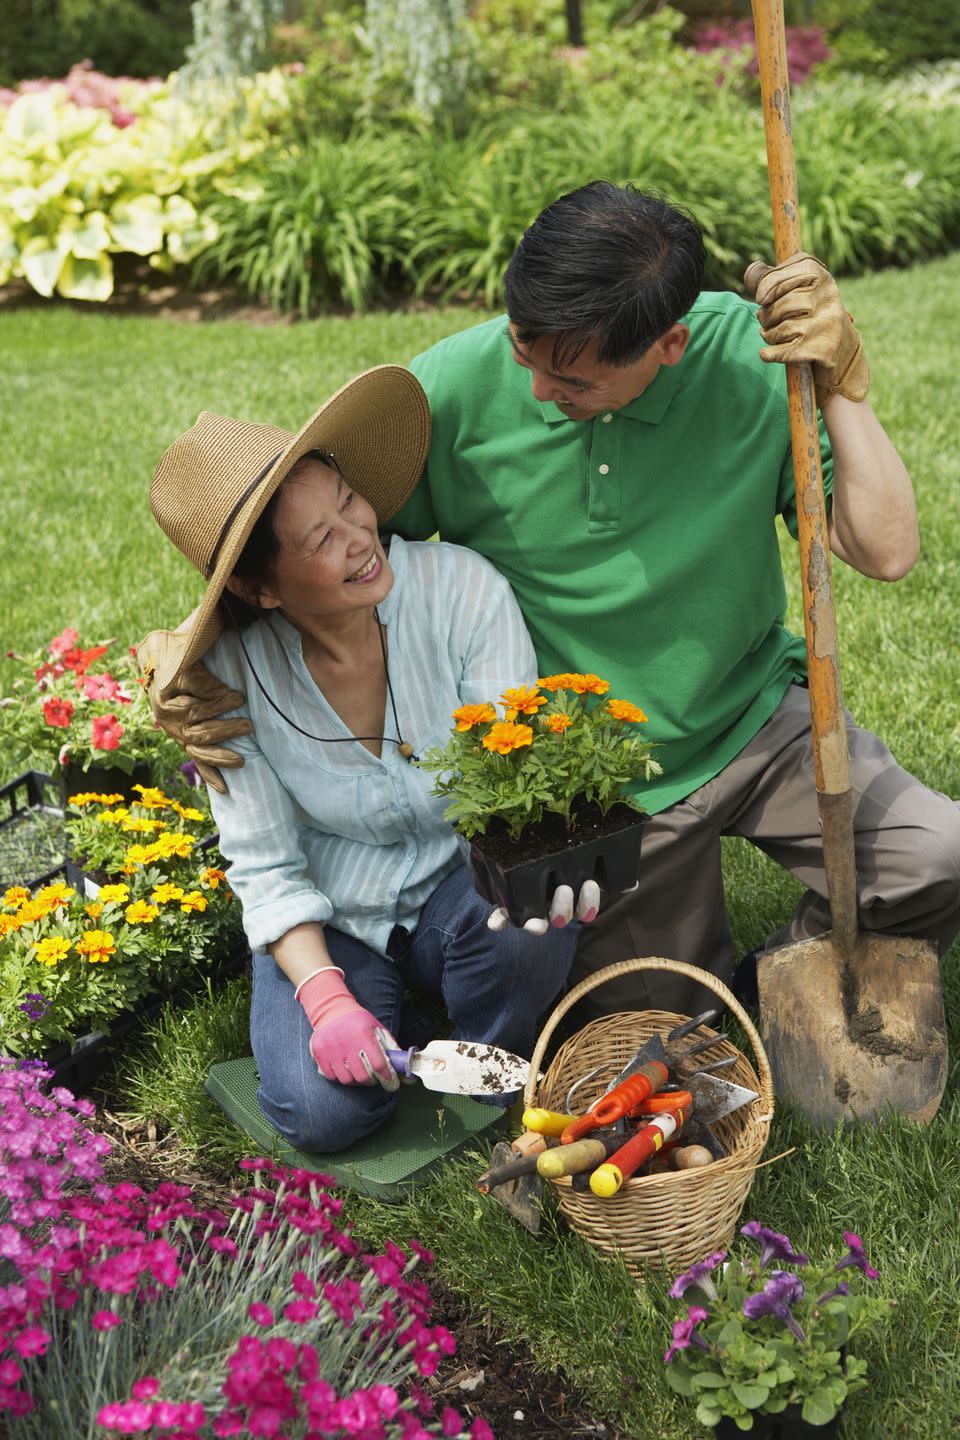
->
xmin=591 ymin=1061 xmax=669 ymax=1125
xmin=589 ymin=1106 xmax=690 ymax=1196
xmin=560 ymin=1111 xmax=607 ymax=1145
xmin=632 ymin=1089 xmax=693 ymax=1116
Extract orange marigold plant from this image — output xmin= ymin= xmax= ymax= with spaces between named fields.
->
xmin=418 ymin=671 xmax=661 ymax=840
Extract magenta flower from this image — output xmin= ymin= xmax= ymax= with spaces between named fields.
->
xmin=442 ymin=1405 xmax=466 ymax=1435
xmin=471 ymin=1419 xmax=495 ymax=1440
xmin=12 ymin=1326 xmax=49 ymax=1357
xmin=740 ymin=1220 xmax=808 ymax=1268
xmin=283 ymin=1298 xmax=318 ymax=1324
xmin=91 ymin=1310 xmax=122 ymax=1332
xmin=836 ymin=1231 xmax=880 ymax=1279
xmin=664 ymin=1305 xmax=710 ymax=1363
xmin=130 ymin=1377 xmax=159 ymax=1400
xmin=207 ymin=1236 xmax=238 ymax=1258
xmin=248 ymin=1302 xmax=274 ymax=1327
xmin=743 ymin=1271 xmax=807 ymax=1342
xmin=816 ymin=1282 xmax=850 ymax=1305
xmin=97 ymin=1398 xmax=153 ymax=1431
xmin=668 ymin=1250 xmax=727 ymax=1301
xmin=291 ymin=1269 xmax=316 ymax=1298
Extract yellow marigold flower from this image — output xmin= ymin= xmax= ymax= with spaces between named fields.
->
xmin=536 ymin=673 xmax=575 ymax=692
xmin=501 ymin=685 xmax=547 ymax=720
xmin=566 ymin=673 xmax=610 ymax=695
xmin=35 ymin=936 xmax=71 ymax=967
xmin=452 ymin=702 xmax=497 ymax=732
xmin=121 ymin=817 xmax=165 ymax=834
xmin=3 ymin=886 xmax=29 ymax=908
xmin=98 ymin=793 xmax=126 ymax=806
xmin=179 ymin=890 xmax=208 ymax=914
xmin=482 ymin=721 xmax=534 ymax=756
xmin=97 ymin=808 xmax=129 ymax=826
xmin=151 ymin=883 xmax=185 ymax=905
xmin=67 ymin=792 xmax=99 ymax=807
xmin=155 ymin=833 xmax=195 ymax=859
xmin=85 ymin=902 xmax=104 ymax=920
xmin=0 ymin=915 xmax=20 ymax=937
xmin=606 ymin=699 xmax=648 ymax=723
xmin=171 ymin=802 xmax=205 ymax=822
xmin=15 ymin=900 xmax=50 ymax=926
xmin=125 ymin=901 xmax=159 ymax=925
xmin=200 ymin=868 xmax=228 ymax=889
xmin=98 ymin=884 xmax=130 ymax=904
xmin=544 ymin=713 xmax=573 ymax=734
xmin=132 ymin=785 xmax=171 ymax=810
xmin=34 ymin=882 xmax=75 ymax=908
xmin=123 ymin=843 xmax=162 ymax=870
xmin=76 ymin=929 xmax=116 ymax=964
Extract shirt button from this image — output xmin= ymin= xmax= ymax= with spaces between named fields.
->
xmin=598 ymin=464 xmax=610 ymax=475
xmin=602 ymin=413 xmax=613 ymax=423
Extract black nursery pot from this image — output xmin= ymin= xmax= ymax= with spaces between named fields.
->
xmin=714 ymin=1409 xmax=842 ymax=1440
xmin=461 ymin=801 xmax=647 ymax=928
xmin=59 ymin=759 xmax=153 ymax=803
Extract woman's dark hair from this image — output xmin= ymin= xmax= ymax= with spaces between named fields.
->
xmin=503 ymin=181 xmax=706 ymax=369
xmin=223 ymin=447 xmax=337 ymax=627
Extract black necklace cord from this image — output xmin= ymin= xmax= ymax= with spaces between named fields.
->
xmin=219 ymin=594 xmax=418 ymax=761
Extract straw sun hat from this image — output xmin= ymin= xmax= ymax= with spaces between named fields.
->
xmin=150 ymin=365 xmax=430 ymax=688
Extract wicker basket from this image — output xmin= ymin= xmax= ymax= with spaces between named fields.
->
xmin=524 ymin=957 xmax=774 ymax=1278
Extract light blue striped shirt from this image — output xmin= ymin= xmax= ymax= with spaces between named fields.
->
xmin=205 ymin=538 xmax=538 ymax=955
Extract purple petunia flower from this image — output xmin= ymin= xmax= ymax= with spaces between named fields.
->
xmin=816 ymin=1282 xmax=850 ymax=1306
xmin=836 ymin=1231 xmax=879 ymax=1279
xmin=743 ymin=1270 xmax=807 ymax=1342
xmin=740 ymin=1220 xmax=809 ymax=1268
xmin=664 ymin=1305 xmax=710 ymax=1363
xmin=668 ymin=1250 xmax=727 ymax=1301
xmin=18 ymin=995 xmax=52 ymax=1021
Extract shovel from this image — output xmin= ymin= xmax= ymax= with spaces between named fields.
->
xmin=385 ymin=1039 xmax=530 ymax=1096
xmin=749 ymin=0 xmax=948 ymax=1126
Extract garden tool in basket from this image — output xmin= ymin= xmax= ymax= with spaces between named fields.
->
xmin=750 ymin=0 xmax=947 ymax=1126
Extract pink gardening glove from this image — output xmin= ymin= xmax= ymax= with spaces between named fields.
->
xmin=295 ymin=967 xmax=400 ymax=1091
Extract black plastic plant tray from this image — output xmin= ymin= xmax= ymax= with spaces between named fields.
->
xmin=0 ymin=770 xmax=67 ymax=891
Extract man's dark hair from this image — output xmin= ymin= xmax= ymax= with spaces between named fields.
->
xmin=504 ymin=181 xmax=706 ymax=369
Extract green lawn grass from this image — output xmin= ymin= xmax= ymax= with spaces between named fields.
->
xmin=2 ymin=254 xmax=960 ymax=1438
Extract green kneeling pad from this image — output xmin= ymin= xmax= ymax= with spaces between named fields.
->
xmin=206 ymin=1055 xmax=508 ymax=1201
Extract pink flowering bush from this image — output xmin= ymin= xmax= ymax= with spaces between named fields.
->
xmin=689 ymin=21 xmax=832 ymax=88
xmin=0 ymin=61 xmax=160 ymax=128
xmin=0 ymin=1063 xmax=493 ymax=1438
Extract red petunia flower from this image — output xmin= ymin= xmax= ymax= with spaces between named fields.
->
xmin=42 ymin=697 xmax=74 ymax=729
xmin=91 ymin=713 xmax=124 ymax=751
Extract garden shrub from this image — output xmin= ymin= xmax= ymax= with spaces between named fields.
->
xmin=0 ymin=0 xmax=192 ymax=89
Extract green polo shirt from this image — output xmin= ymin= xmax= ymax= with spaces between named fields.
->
xmin=394 ymin=293 xmax=833 ymax=814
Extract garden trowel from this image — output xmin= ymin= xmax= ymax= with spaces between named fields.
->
xmin=384 ymin=1039 xmax=531 ymax=1096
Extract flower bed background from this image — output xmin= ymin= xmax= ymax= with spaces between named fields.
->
xmin=2 ymin=3 xmax=960 ymax=310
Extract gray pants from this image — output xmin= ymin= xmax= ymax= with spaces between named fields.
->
xmin=570 ymin=685 xmax=960 ymax=1020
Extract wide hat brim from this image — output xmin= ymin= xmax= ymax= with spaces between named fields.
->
xmin=153 ymin=365 xmax=430 ymax=691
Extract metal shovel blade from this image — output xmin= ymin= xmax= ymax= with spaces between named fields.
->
xmin=687 ymin=1073 xmax=759 ymax=1125
xmin=757 ymin=932 xmax=947 ymax=1127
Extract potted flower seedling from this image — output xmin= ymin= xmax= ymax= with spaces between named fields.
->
xmin=418 ymin=673 xmax=661 ymax=925
xmin=662 ymin=1222 xmax=892 ymax=1437
xmin=0 ymin=626 xmax=185 ymax=799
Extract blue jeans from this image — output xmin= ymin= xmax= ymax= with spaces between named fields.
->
xmin=250 ymin=865 xmax=578 ymax=1154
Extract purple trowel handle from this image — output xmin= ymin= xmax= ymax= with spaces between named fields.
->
xmin=384 ymin=1047 xmax=415 ymax=1078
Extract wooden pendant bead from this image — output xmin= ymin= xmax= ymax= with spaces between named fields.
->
xmin=398 ymin=742 xmax=414 ymax=759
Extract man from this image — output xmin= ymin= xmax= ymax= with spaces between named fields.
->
xmin=140 ymin=182 xmax=960 ymax=1020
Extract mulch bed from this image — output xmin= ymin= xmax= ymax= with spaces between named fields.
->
xmin=93 ymin=1107 xmax=618 ymax=1439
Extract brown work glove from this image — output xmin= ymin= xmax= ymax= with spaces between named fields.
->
xmin=743 ymin=251 xmax=869 ymax=407
xmin=136 ymin=626 xmax=252 ymax=794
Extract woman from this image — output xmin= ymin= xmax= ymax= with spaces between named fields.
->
xmin=149 ymin=366 xmax=584 ymax=1153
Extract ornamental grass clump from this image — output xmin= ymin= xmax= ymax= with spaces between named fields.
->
xmin=418 ymin=674 xmax=661 ymax=841
xmin=0 ymin=1063 xmax=493 ymax=1439
xmin=0 ymin=788 xmax=240 ymax=1055
xmin=0 ymin=628 xmax=184 ymax=782
xmin=663 ymin=1221 xmax=892 ymax=1433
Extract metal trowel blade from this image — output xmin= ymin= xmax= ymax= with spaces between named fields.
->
xmin=486 ymin=1141 xmax=542 ymax=1234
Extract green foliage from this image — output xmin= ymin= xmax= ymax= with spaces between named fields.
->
xmin=812 ymin=0 xmax=960 ymax=75
xmin=363 ymin=0 xmax=474 ymax=120
xmin=0 ymin=0 xmax=193 ymax=88
xmin=0 ymin=73 xmax=292 ymax=302
xmin=177 ymin=0 xmax=285 ymax=114
xmin=418 ymin=677 xmax=660 ymax=841
xmin=192 ymin=129 xmax=421 ymax=312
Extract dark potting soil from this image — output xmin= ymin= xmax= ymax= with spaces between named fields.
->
xmin=469 ymin=802 xmax=643 ymax=871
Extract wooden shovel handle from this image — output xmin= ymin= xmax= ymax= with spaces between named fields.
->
xmin=751 ymin=0 xmax=859 ymax=953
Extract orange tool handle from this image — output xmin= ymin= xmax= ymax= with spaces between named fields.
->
xmin=590 ymin=1061 xmax=669 ymax=1126
xmin=631 ymin=1089 xmax=693 ymax=1116
xmin=589 ymin=1106 xmax=689 ymax=1197
xmin=560 ymin=1111 xmax=608 ymax=1145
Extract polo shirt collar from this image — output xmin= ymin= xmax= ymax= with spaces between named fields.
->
xmin=535 ymin=360 xmax=685 ymax=427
